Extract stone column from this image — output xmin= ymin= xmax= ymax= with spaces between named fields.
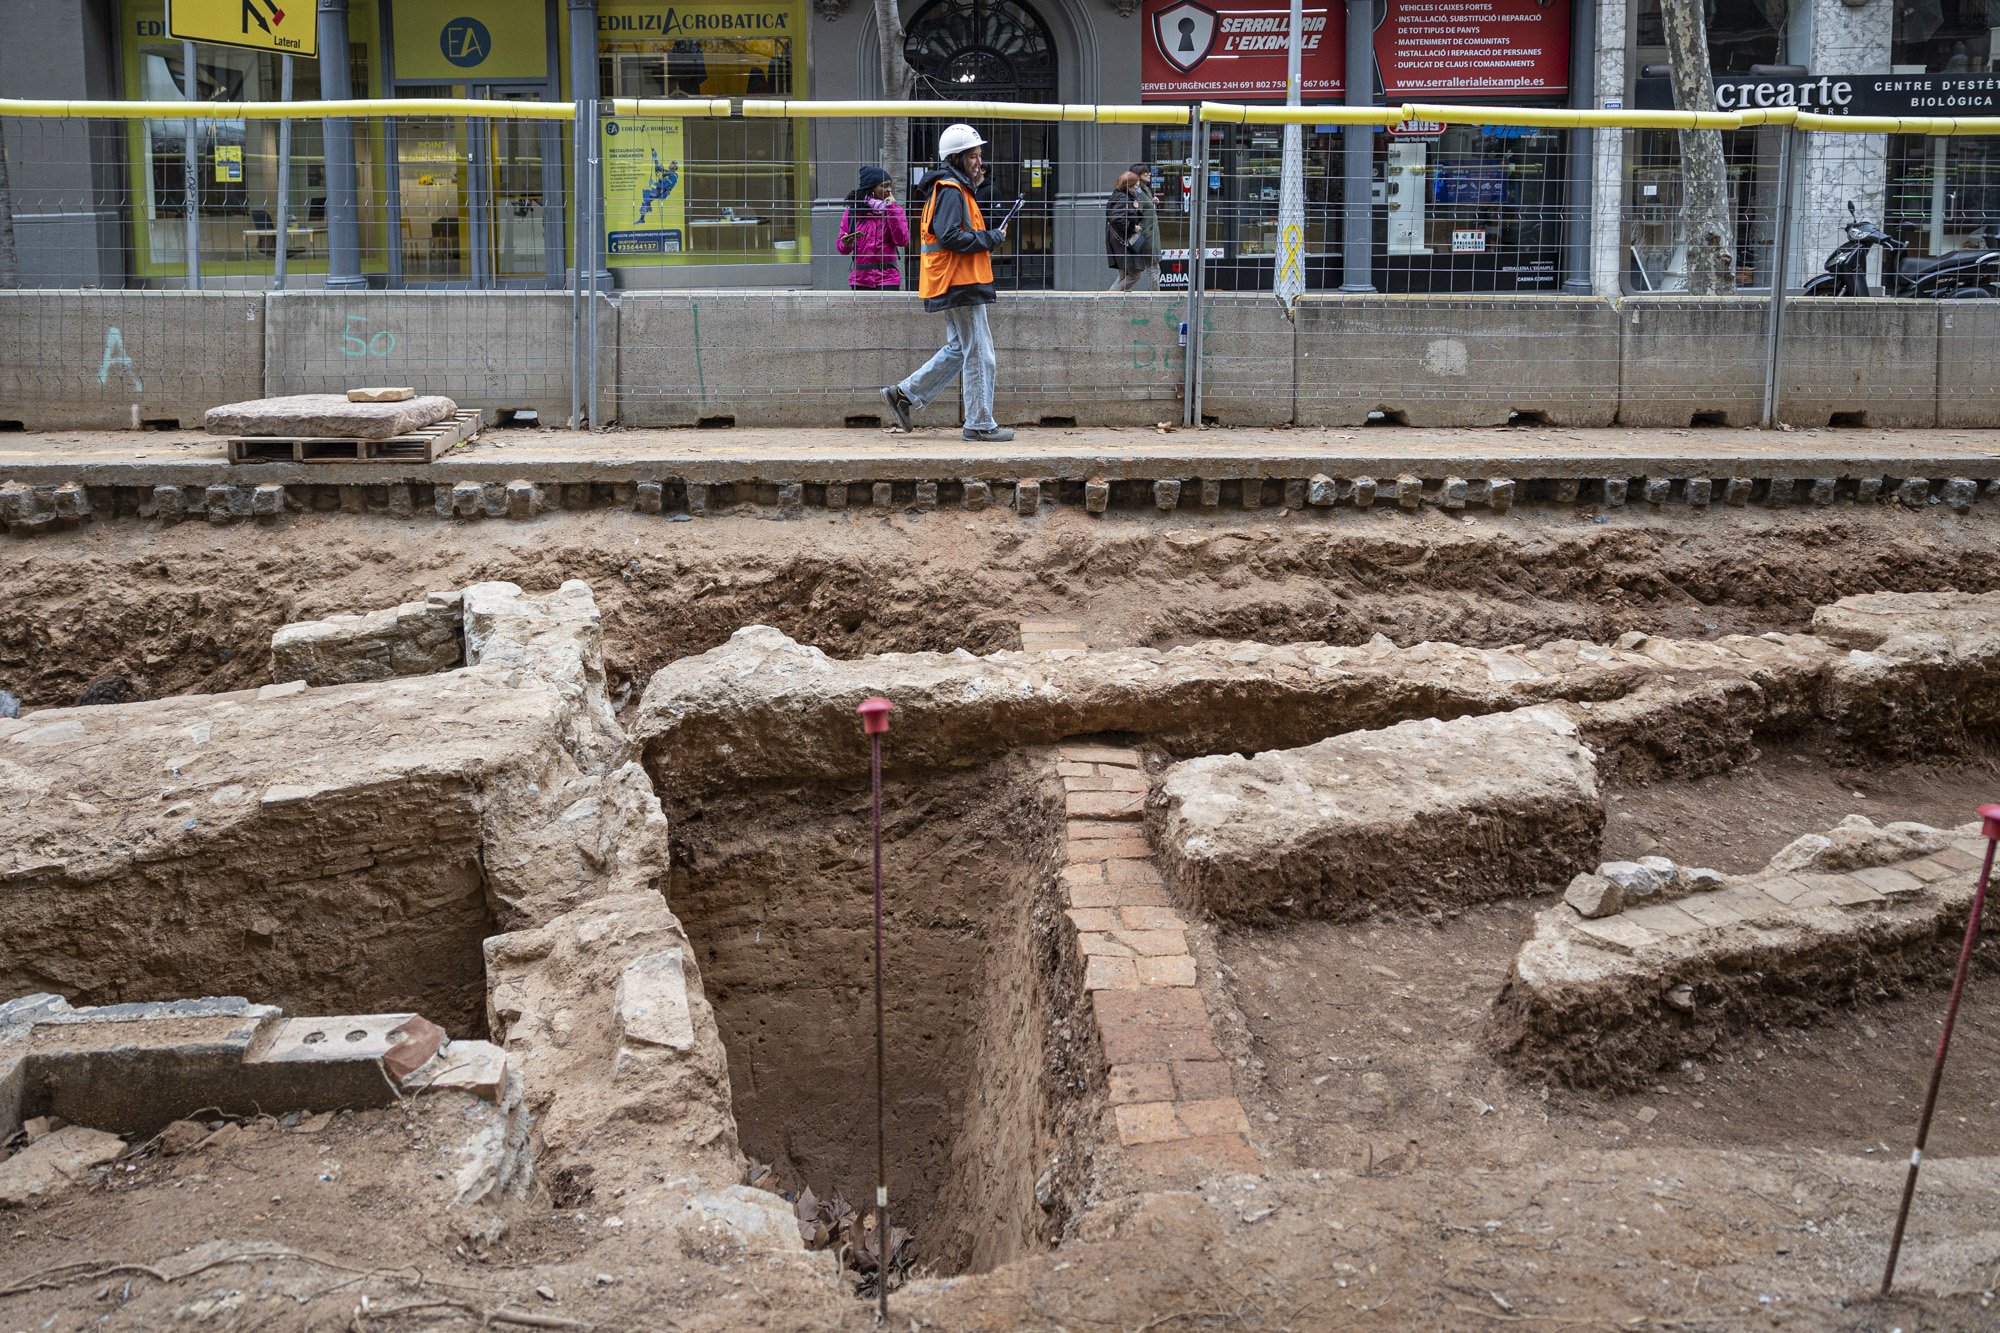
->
xmin=1589 ymin=0 xmax=1628 ymax=295
xmin=316 ymin=0 xmax=366 ymax=289
xmin=1562 ymin=0 xmax=1597 ymax=292
xmin=1794 ymin=0 xmax=1893 ymax=289
xmin=1339 ymin=0 xmax=1377 ymax=292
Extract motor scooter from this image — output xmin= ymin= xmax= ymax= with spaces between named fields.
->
xmin=1802 ymin=202 xmax=2000 ymax=297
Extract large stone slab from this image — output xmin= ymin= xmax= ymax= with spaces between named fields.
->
xmin=1810 ymin=589 xmax=2000 ymax=651
xmin=1492 ymin=820 xmax=1989 ymax=1087
xmin=1148 ymin=706 xmax=1602 ymax=920
xmin=630 ymin=625 xmax=1838 ymax=798
xmin=204 ymin=393 xmax=456 ymax=441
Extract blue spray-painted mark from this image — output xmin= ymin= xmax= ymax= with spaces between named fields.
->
xmin=98 ymin=327 xmax=142 ymax=391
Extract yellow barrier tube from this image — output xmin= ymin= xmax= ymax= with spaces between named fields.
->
xmin=732 ymin=99 xmax=1190 ymax=124
xmin=1199 ymin=101 xmax=1404 ymax=126
xmin=1400 ymin=101 xmax=1750 ymax=130
xmin=606 ymin=98 xmax=734 ymax=118
xmin=0 ymin=97 xmax=577 ymax=120
xmin=1792 ymin=110 xmax=2000 ymax=135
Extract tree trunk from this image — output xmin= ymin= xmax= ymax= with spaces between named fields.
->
xmin=0 ymin=124 xmax=18 ymax=289
xmin=874 ymin=0 xmax=913 ymax=196
xmin=1659 ymin=0 xmax=1734 ymax=293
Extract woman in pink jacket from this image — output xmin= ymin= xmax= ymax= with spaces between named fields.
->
xmin=837 ymin=165 xmax=909 ymax=290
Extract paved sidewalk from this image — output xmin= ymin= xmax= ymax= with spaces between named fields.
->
xmin=2 ymin=424 xmax=1999 ymax=487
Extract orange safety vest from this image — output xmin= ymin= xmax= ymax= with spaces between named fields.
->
xmin=918 ymin=178 xmax=994 ymax=300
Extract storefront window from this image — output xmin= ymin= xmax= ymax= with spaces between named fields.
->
xmin=1633 ymin=0 xmax=1783 ymax=73
xmin=1379 ymin=124 xmax=1567 ymax=292
xmin=1894 ymin=0 xmax=1996 ymax=71
xmin=1624 ymin=126 xmax=1782 ymax=291
xmin=597 ymin=0 xmax=808 ymax=267
xmin=1138 ymin=124 xmax=1346 ymax=291
xmin=120 ymin=0 xmax=382 ymax=281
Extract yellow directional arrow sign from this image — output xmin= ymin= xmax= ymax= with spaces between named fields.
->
xmin=169 ymin=0 xmax=319 ymax=57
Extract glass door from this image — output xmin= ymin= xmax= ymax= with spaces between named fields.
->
xmin=476 ymin=86 xmax=557 ymax=283
xmin=394 ymin=84 xmax=471 ymax=283
xmin=392 ymin=84 xmax=557 ymax=286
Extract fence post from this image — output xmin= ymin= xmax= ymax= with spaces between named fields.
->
xmin=181 ymin=40 xmax=201 ymax=290
xmin=1560 ymin=0 xmax=1596 ymax=294
xmin=273 ymin=55 xmax=294 ymax=290
xmin=570 ymin=102 xmax=586 ymax=429
xmin=586 ymin=97 xmax=603 ymax=430
xmin=1760 ymin=125 xmax=1798 ymax=429
xmin=1184 ymin=108 xmax=1211 ymax=427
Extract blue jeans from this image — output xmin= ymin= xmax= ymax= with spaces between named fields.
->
xmin=898 ymin=303 xmax=997 ymax=432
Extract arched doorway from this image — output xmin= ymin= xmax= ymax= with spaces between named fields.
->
xmin=904 ymin=0 xmax=1058 ymax=289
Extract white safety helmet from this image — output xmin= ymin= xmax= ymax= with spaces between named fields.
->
xmin=937 ymin=123 xmax=987 ymax=161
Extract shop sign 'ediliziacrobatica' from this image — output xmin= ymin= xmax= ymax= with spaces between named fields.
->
xmin=1636 ymin=72 xmax=2000 ymax=117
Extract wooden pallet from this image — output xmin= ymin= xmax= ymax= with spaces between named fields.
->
xmin=226 ymin=409 xmax=482 ymax=464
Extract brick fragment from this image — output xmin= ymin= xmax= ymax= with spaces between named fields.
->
xmin=1172 ymin=1060 xmax=1234 ymax=1101
xmin=1176 ymin=1097 xmax=1253 ymax=1138
xmin=1124 ymin=1133 xmax=1265 ymax=1183
xmin=1137 ymin=955 xmax=1197 ymax=987
xmin=384 ymin=1015 xmax=447 ymax=1082
xmin=1114 ymin=1101 xmax=1187 ymax=1145
xmin=1066 ymin=790 xmax=1144 ymax=820
xmin=1084 ymin=955 xmax=1139 ymax=991
xmin=1108 ymin=1062 xmax=1174 ymax=1105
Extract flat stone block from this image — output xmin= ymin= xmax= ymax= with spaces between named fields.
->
xmin=205 ymin=393 xmax=456 ymax=441
xmin=1014 ymin=479 xmax=1040 ymax=515
xmin=615 ymin=949 xmax=695 ymax=1053
xmin=250 ymin=484 xmax=284 ymax=516
xmin=1152 ymin=705 xmax=1599 ymax=920
xmin=1085 ymin=477 xmax=1110 ymax=513
xmin=1154 ymin=478 xmax=1181 ymax=510
xmin=1487 ymin=477 xmax=1515 ymax=513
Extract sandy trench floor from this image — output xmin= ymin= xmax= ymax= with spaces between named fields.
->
xmin=2 ymin=503 xmax=1999 ymax=1330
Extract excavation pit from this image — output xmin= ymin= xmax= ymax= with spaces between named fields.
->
xmin=665 ymin=754 xmax=1090 ymax=1278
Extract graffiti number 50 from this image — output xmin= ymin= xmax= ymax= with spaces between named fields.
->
xmin=340 ymin=315 xmax=398 ymax=358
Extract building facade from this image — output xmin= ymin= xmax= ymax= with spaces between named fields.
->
xmin=1 ymin=0 xmax=1993 ymax=294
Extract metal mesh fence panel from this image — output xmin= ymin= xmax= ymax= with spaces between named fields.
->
xmin=6 ymin=99 xmax=2000 ymax=431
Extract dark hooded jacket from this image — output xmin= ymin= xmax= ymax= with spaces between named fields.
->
xmin=915 ymin=160 xmax=1001 ymax=312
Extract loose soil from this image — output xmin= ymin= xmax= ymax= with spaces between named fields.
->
xmin=5 ymin=503 xmax=2000 ymax=708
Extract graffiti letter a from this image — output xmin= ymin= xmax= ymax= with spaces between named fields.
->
xmin=97 ymin=327 xmax=142 ymax=392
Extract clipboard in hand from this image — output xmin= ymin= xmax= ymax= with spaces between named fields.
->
xmin=995 ymin=195 xmax=1025 ymax=232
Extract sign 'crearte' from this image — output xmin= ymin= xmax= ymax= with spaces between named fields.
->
xmin=1636 ymin=72 xmax=2000 ymax=116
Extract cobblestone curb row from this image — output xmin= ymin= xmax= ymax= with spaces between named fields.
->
xmin=1054 ymin=743 xmax=1263 ymax=1187
xmin=5 ymin=472 xmax=2000 ymax=533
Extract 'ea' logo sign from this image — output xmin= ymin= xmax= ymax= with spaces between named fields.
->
xmin=441 ymin=17 xmax=491 ymax=68
xmin=1153 ymin=0 xmax=1219 ymax=75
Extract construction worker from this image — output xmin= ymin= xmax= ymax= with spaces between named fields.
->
xmin=880 ymin=123 xmax=1013 ymax=443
